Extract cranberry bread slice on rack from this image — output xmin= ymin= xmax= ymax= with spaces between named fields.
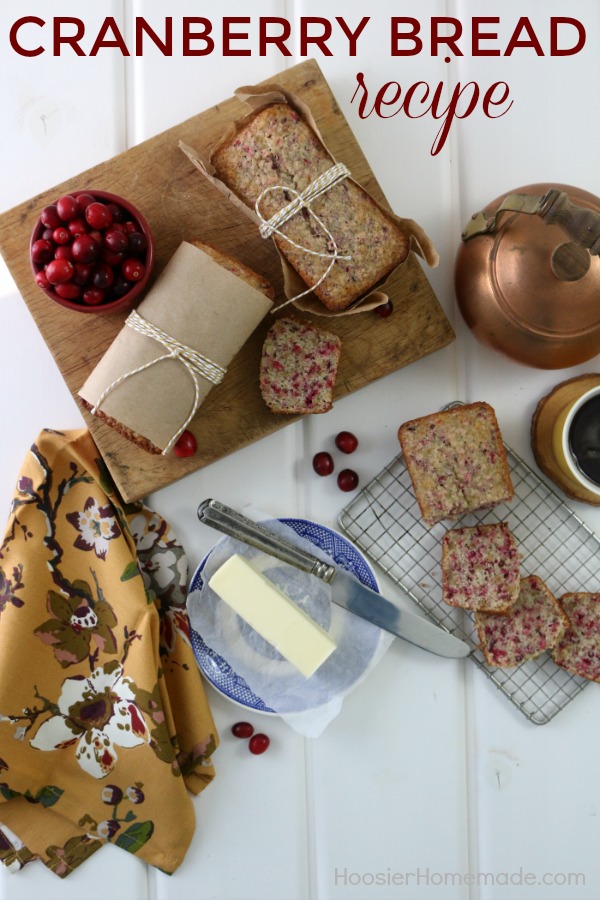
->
xmin=475 ymin=575 xmax=569 ymax=668
xmin=551 ymin=593 xmax=600 ymax=682
xmin=398 ymin=402 xmax=514 ymax=525
xmin=442 ymin=522 xmax=520 ymax=613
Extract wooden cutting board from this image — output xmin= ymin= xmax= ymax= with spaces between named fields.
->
xmin=0 ymin=59 xmax=454 ymax=502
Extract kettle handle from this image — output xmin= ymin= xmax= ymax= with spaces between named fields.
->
xmin=462 ymin=189 xmax=600 ymax=256
xmin=540 ymin=190 xmax=600 ymax=255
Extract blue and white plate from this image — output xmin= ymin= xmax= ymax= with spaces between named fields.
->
xmin=189 ymin=518 xmax=380 ymax=715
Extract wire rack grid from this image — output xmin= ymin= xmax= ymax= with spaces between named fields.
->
xmin=338 ymin=435 xmax=598 ymax=725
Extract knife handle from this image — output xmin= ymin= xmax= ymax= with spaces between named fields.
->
xmin=197 ymin=499 xmax=336 ymax=582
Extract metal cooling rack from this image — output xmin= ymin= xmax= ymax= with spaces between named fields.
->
xmin=338 ymin=424 xmax=598 ymax=725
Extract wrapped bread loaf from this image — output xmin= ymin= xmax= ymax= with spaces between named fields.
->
xmin=79 ymin=242 xmax=274 ymax=454
xmin=210 ymin=103 xmax=409 ymax=312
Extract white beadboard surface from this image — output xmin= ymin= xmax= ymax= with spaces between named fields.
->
xmin=1 ymin=1 xmax=600 ymax=898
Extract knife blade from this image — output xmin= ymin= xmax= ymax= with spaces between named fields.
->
xmin=197 ymin=499 xmax=470 ymax=659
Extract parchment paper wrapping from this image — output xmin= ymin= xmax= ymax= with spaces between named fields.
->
xmin=187 ymin=512 xmax=393 ymax=738
xmin=179 ymin=81 xmax=439 ymax=317
xmin=79 ymin=242 xmax=273 ymax=452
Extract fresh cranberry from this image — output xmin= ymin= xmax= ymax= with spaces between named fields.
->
xmin=56 ymin=194 xmax=79 ymax=222
xmin=128 ymin=231 xmax=147 ymax=255
xmin=31 ymin=239 xmax=53 ymax=265
xmin=54 ymin=245 xmax=73 ymax=261
xmin=41 ymin=227 xmax=55 ymax=242
xmin=82 ymin=287 xmax=105 ymax=306
xmin=52 ymin=226 xmax=70 ymax=245
xmin=231 ymin=722 xmax=254 ymax=739
xmin=72 ymin=234 xmax=100 ymax=264
xmin=45 ymin=258 xmax=74 ymax=285
xmin=312 ymin=451 xmax=334 ymax=476
xmin=337 ymin=469 xmax=359 ymax=492
xmin=55 ymin=282 xmax=82 ymax=300
xmin=104 ymin=229 xmax=129 ymax=253
xmin=76 ymin=192 xmax=96 ymax=213
xmin=110 ymin=222 xmax=127 ymax=234
xmin=123 ymin=220 xmax=137 ymax=234
xmin=173 ymin=430 xmax=197 ymax=458
xmin=102 ymin=248 xmax=125 ymax=267
xmin=72 ymin=263 xmax=93 ymax=286
xmin=374 ymin=300 xmax=394 ymax=318
xmin=85 ymin=201 xmax=113 ymax=230
xmin=335 ymin=431 xmax=359 ymax=454
xmin=92 ymin=263 xmax=114 ymax=290
xmin=88 ymin=230 xmax=104 ymax=245
xmin=35 ymin=269 xmax=50 ymax=289
xmin=40 ymin=205 xmax=61 ymax=229
xmin=68 ymin=217 xmax=88 ymax=237
xmin=248 ymin=733 xmax=270 ymax=755
xmin=122 ymin=258 xmax=145 ymax=282
xmin=112 ymin=275 xmax=132 ymax=297
xmin=106 ymin=202 xmax=125 ymax=222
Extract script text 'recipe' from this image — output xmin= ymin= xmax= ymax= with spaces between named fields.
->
xmin=8 ymin=16 xmax=586 ymax=58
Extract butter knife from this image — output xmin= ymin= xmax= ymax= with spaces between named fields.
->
xmin=197 ymin=499 xmax=470 ymax=659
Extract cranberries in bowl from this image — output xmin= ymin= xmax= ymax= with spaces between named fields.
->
xmin=30 ymin=190 xmax=154 ymax=313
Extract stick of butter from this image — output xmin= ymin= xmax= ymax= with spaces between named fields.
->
xmin=208 ymin=554 xmax=337 ymax=678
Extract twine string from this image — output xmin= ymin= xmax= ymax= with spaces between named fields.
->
xmin=91 ymin=309 xmax=226 ymax=455
xmin=255 ymin=163 xmax=352 ymax=310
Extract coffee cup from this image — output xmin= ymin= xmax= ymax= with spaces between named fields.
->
xmin=552 ymin=384 xmax=600 ymax=497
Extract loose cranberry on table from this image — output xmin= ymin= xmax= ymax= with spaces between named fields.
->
xmin=335 ymin=431 xmax=359 ymax=454
xmin=248 ymin=733 xmax=270 ymax=755
xmin=374 ymin=299 xmax=394 ymax=318
xmin=173 ymin=430 xmax=197 ymax=458
xmin=337 ymin=469 xmax=359 ymax=492
xmin=231 ymin=722 xmax=254 ymax=739
xmin=312 ymin=451 xmax=334 ymax=476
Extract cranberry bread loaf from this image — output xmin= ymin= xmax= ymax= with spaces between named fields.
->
xmin=551 ymin=593 xmax=600 ymax=682
xmin=475 ymin=575 xmax=569 ymax=668
xmin=81 ymin=242 xmax=274 ymax=453
xmin=260 ymin=317 xmax=341 ymax=414
xmin=211 ymin=103 xmax=409 ymax=311
xmin=398 ymin=402 xmax=514 ymax=525
xmin=442 ymin=523 xmax=520 ymax=612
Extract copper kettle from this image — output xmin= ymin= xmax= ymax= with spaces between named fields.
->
xmin=455 ymin=183 xmax=600 ymax=368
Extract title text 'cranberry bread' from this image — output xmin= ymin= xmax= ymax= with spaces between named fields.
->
xmin=259 ymin=317 xmax=341 ymax=415
xmin=442 ymin=523 xmax=520 ymax=613
xmin=475 ymin=575 xmax=569 ymax=668
xmin=211 ymin=103 xmax=409 ymax=311
xmin=551 ymin=593 xmax=600 ymax=682
xmin=398 ymin=402 xmax=514 ymax=525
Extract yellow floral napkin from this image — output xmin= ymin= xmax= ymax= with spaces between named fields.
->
xmin=0 ymin=429 xmax=218 ymax=877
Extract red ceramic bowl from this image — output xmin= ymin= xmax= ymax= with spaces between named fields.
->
xmin=30 ymin=189 xmax=155 ymax=313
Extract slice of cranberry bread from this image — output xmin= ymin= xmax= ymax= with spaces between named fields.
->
xmin=259 ymin=317 xmax=341 ymax=414
xmin=475 ymin=575 xmax=569 ymax=668
xmin=551 ymin=593 xmax=600 ymax=682
xmin=398 ymin=402 xmax=514 ymax=525
xmin=442 ymin=523 xmax=520 ymax=612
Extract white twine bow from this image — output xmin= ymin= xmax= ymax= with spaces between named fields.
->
xmin=255 ymin=162 xmax=352 ymax=310
xmin=91 ymin=309 xmax=226 ymax=455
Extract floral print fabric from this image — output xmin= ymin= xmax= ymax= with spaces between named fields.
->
xmin=0 ymin=429 xmax=217 ymax=877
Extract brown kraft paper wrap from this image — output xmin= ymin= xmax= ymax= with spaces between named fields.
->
xmin=79 ymin=242 xmax=273 ymax=452
xmin=179 ymin=81 xmax=438 ymax=317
